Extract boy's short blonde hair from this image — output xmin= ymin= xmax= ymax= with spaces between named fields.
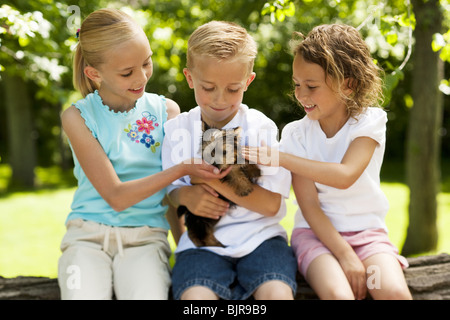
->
xmin=186 ymin=21 xmax=257 ymax=75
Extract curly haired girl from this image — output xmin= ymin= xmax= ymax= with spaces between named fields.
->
xmin=244 ymin=24 xmax=412 ymax=300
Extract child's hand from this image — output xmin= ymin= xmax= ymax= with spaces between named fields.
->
xmin=338 ymin=251 xmax=367 ymax=300
xmin=242 ymin=145 xmax=280 ymax=167
xmin=183 ymin=184 xmax=229 ymax=219
xmin=189 ymin=174 xmax=204 ymax=186
xmin=189 ymin=166 xmax=232 ymax=186
xmin=181 ymin=158 xmax=231 ymax=180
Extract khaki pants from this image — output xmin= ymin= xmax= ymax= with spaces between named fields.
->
xmin=58 ymin=219 xmax=171 ymax=300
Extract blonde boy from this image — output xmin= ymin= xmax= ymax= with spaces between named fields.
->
xmin=162 ymin=21 xmax=297 ymax=300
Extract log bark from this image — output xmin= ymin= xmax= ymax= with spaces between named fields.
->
xmin=1 ymin=254 xmax=449 ymax=300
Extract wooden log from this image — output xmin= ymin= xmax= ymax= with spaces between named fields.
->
xmin=294 ymin=253 xmax=450 ymax=300
xmin=403 ymin=253 xmax=450 ymax=300
xmin=0 ymin=276 xmax=59 ymax=300
xmin=1 ymin=253 xmax=449 ymax=300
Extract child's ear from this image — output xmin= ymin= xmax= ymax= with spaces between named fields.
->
xmin=84 ymin=66 xmax=102 ymax=83
xmin=244 ymin=72 xmax=256 ymax=91
xmin=342 ymin=78 xmax=354 ymax=96
xmin=183 ymin=68 xmax=195 ymax=89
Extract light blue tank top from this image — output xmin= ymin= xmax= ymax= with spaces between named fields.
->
xmin=67 ymin=90 xmax=169 ymax=229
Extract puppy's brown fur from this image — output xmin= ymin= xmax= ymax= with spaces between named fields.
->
xmin=177 ymin=122 xmax=261 ymax=247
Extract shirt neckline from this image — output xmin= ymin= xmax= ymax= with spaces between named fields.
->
xmin=93 ymin=90 xmax=139 ymax=117
xmin=313 ymin=117 xmax=351 ymax=143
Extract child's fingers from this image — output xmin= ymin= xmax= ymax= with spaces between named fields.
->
xmin=200 ymin=183 xmax=219 ymax=197
xmin=195 ymin=198 xmax=229 ymax=219
xmin=348 ymin=270 xmax=367 ymax=300
xmin=219 ymin=166 xmax=232 ymax=176
xmin=191 ymin=185 xmax=229 ymax=218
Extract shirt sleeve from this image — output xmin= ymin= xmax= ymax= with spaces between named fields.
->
xmin=251 ymin=116 xmax=291 ymax=199
xmin=349 ymin=107 xmax=387 ymax=145
xmin=73 ymin=99 xmax=99 ymax=139
xmin=280 ymin=120 xmax=307 ymax=158
xmin=162 ymin=117 xmax=192 ymax=194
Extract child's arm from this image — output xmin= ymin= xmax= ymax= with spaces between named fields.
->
xmin=292 ymin=173 xmax=367 ymax=299
xmin=163 ymin=195 xmax=184 ymax=244
xmin=190 ymin=176 xmax=283 ymax=217
xmin=61 ymin=106 xmax=227 ymax=212
xmin=165 ymin=98 xmax=181 ymax=120
xmin=168 ymin=184 xmax=230 ymax=220
xmin=243 ymin=137 xmax=378 ymax=189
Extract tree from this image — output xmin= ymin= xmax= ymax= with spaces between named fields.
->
xmin=0 ymin=4 xmax=52 ymax=188
xmin=2 ymin=73 xmax=36 ymax=187
xmin=402 ymin=0 xmax=444 ymax=255
xmin=0 ymin=1 xmax=87 ymax=187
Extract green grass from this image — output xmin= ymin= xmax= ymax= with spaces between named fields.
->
xmin=0 ymin=165 xmax=449 ymax=278
xmin=0 ymin=188 xmax=73 ymax=277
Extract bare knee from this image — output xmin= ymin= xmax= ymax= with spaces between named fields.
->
xmin=306 ymin=254 xmax=355 ymax=300
xmin=253 ymin=280 xmax=294 ymax=300
xmin=370 ymin=284 xmax=412 ymax=300
xmin=385 ymin=288 xmax=412 ymax=300
xmin=180 ymin=286 xmax=219 ymax=300
xmin=363 ymin=253 xmax=412 ymax=300
xmin=319 ymin=286 xmax=355 ymax=300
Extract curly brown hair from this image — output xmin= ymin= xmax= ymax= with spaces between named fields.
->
xmin=290 ymin=24 xmax=384 ymax=118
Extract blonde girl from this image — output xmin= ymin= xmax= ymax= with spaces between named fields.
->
xmin=58 ymin=8 xmax=226 ymax=300
xmin=243 ymin=24 xmax=412 ymax=300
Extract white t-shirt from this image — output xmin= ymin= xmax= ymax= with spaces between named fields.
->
xmin=280 ymin=107 xmax=389 ymax=232
xmin=162 ymin=104 xmax=291 ymax=258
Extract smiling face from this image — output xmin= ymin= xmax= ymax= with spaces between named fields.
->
xmin=184 ymin=56 xmax=255 ymax=128
xmin=292 ymin=54 xmax=351 ymax=138
xmin=84 ymin=28 xmax=153 ymax=112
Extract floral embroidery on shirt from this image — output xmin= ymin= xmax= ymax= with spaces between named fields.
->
xmin=136 ymin=117 xmax=155 ymax=134
xmin=124 ymin=111 xmax=161 ymax=152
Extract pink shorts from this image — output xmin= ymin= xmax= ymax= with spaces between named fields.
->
xmin=291 ymin=228 xmax=409 ymax=277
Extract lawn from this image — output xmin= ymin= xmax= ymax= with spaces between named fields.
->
xmin=0 ymin=164 xmax=449 ymax=278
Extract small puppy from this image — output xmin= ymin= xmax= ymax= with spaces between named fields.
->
xmin=177 ymin=122 xmax=261 ymax=247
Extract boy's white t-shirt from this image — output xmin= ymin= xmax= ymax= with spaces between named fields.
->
xmin=162 ymin=104 xmax=291 ymax=258
xmin=280 ymin=107 xmax=389 ymax=232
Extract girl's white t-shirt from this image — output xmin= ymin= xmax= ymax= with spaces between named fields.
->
xmin=280 ymin=107 xmax=389 ymax=232
xmin=162 ymin=104 xmax=291 ymax=258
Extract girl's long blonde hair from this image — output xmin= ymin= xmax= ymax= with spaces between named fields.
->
xmin=291 ymin=24 xmax=384 ymax=118
xmin=73 ymin=8 xmax=141 ymax=97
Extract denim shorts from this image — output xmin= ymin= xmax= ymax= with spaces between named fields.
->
xmin=171 ymin=236 xmax=298 ymax=300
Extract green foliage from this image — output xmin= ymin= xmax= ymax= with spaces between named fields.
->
xmin=384 ymin=69 xmax=405 ymax=105
xmin=0 ymin=0 xmax=449 ymax=170
xmin=433 ymin=30 xmax=450 ymax=94
xmin=0 ymin=2 xmax=71 ymax=104
xmin=262 ymin=0 xmax=296 ymax=23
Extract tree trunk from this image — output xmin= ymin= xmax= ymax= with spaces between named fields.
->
xmin=403 ymin=0 xmax=443 ymax=256
xmin=3 ymin=74 xmax=36 ymax=188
